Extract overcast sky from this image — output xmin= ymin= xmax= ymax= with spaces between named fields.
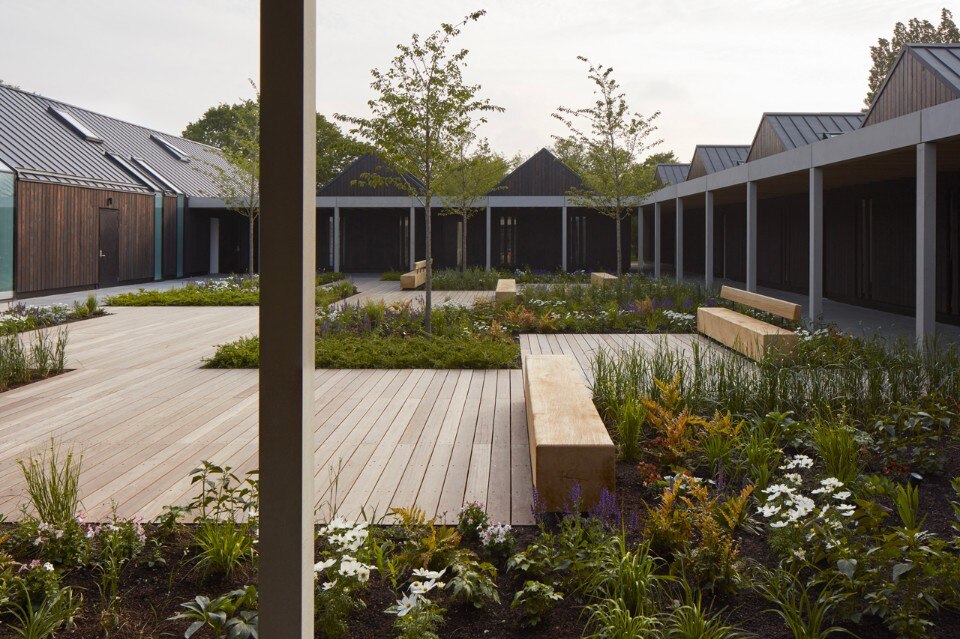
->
xmin=0 ymin=1 xmax=950 ymax=162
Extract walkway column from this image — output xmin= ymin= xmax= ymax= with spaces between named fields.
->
xmin=746 ymin=181 xmax=757 ymax=291
xmin=561 ymin=204 xmax=568 ymax=272
xmin=809 ymin=168 xmax=824 ymax=322
xmin=675 ymin=197 xmax=684 ymax=283
xmin=654 ymin=201 xmax=662 ymax=278
xmin=916 ymin=142 xmax=937 ymax=342
xmin=333 ymin=205 xmax=340 ymax=273
xmin=637 ymin=206 xmax=644 ymax=273
xmin=409 ymin=204 xmax=415 ymax=270
xmin=259 ymin=0 xmax=316 ymax=635
xmin=485 ymin=205 xmax=491 ymax=271
xmin=704 ymin=191 xmax=714 ymax=289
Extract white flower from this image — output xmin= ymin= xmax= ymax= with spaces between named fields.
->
xmin=780 ymin=454 xmax=814 ymax=470
xmin=770 ymin=520 xmax=788 ymax=528
xmin=412 ymin=568 xmax=446 ymax=581
xmin=42 ymin=562 xmax=54 ymax=572
xmin=833 ymin=491 xmax=851 ymax=501
xmin=395 ymin=593 xmax=418 ymax=617
xmin=322 ymin=580 xmax=338 ymax=591
xmin=314 ymin=558 xmax=336 ymax=573
xmin=784 ymin=473 xmax=803 ymax=485
xmin=357 ymin=565 xmax=371 ymax=583
xmin=758 ymin=504 xmax=782 ymax=518
xmin=792 ymin=549 xmax=806 ymax=561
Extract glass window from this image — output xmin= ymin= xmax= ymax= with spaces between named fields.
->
xmin=0 ymin=169 xmax=12 ymax=295
xmin=49 ymin=107 xmax=103 ymax=142
xmin=105 ymin=153 xmax=160 ymax=191
xmin=131 ymin=158 xmax=182 ymax=194
xmin=151 ymin=134 xmax=191 ymax=162
xmin=499 ymin=215 xmax=516 ymax=268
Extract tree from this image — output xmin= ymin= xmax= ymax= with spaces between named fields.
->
xmin=437 ymin=133 xmax=510 ymax=272
xmin=199 ymin=84 xmax=260 ymax=277
xmin=865 ymin=8 xmax=959 ymax=106
xmin=339 ymin=10 xmax=502 ymax=333
xmin=316 ymin=114 xmax=369 ymax=187
xmin=553 ymin=57 xmax=661 ymax=276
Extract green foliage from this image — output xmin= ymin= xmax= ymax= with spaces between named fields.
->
xmin=754 ymin=567 xmax=852 ymax=639
xmin=107 ymin=275 xmax=354 ymax=307
xmin=315 ymin=114 xmax=369 ymax=186
xmin=393 ymin=595 xmax=445 ymax=639
xmin=0 ymin=328 xmax=68 ymax=391
xmin=664 ymin=582 xmax=745 ymax=639
xmin=615 ymin=398 xmax=646 ymax=463
xmin=865 ymin=9 xmax=959 ymax=106
xmin=17 ymin=440 xmax=81 ymax=528
xmin=865 ymin=399 xmax=955 ymax=478
xmin=445 ymin=553 xmax=500 ymax=609
xmin=510 ymin=580 xmax=563 ymax=628
xmin=456 ymin=501 xmax=489 ymax=544
xmin=811 ymin=419 xmax=864 ymax=486
xmin=193 ymin=521 xmax=255 ymax=580
xmin=7 ymin=582 xmax=81 ymax=639
xmin=380 ymin=271 xmax=403 ymax=281
xmin=171 ymin=586 xmax=259 ymax=639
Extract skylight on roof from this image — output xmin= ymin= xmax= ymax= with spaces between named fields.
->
xmin=105 ymin=153 xmax=160 ymax=191
xmin=151 ymin=134 xmax=191 ymax=162
xmin=49 ymin=107 xmax=102 ymax=143
xmin=131 ymin=157 xmax=182 ymax=194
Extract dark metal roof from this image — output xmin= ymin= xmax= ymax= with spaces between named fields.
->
xmin=317 ymin=153 xmax=424 ymax=197
xmin=764 ymin=113 xmax=864 ymax=149
xmin=907 ymin=43 xmax=960 ymax=95
xmin=691 ymin=145 xmax=749 ymax=174
xmin=655 ymin=163 xmax=689 ymax=185
xmin=0 ymin=84 xmax=230 ymax=196
xmin=490 ymin=148 xmax=581 ymax=196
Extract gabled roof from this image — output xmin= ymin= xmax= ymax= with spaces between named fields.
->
xmin=0 ymin=84 xmax=229 ymax=196
xmin=490 ymin=148 xmax=581 ymax=196
xmin=316 ymin=153 xmax=423 ymax=197
xmin=686 ymin=145 xmax=749 ymax=180
xmin=747 ymin=113 xmax=864 ymax=162
xmin=864 ymin=43 xmax=960 ymax=127
xmin=654 ymin=163 xmax=690 ymax=186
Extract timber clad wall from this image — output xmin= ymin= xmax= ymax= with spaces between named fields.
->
xmin=864 ymin=51 xmax=960 ymax=127
xmin=495 ymin=149 xmax=580 ymax=196
xmin=746 ymin=120 xmax=785 ymax=163
xmin=15 ymin=181 xmax=153 ymax=293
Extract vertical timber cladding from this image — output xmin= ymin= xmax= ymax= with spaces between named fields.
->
xmin=162 ymin=196 xmax=178 ymax=278
xmin=15 ymin=181 xmax=154 ymax=294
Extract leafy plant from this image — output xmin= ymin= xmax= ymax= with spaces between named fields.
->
xmin=615 ymin=398 xmax=646 ymax=463
xmin=391 ymin=507 xmax=461 ymax=572
xmin=17 ymin=440 xmax=82 ymax=527
xmin=665 ymin=580 xmax=746 ymax=638
xmin=171 ymin=586 xmax=259 ymax=639
xmin=445 ymin=553 xmax=500 ymax=609
xmin=455 ymin=501 xmax=489 ymax=544
xmin=7 ymin=582 xmax=81 ymax=639
xmin=511 ymin=580 xmax=562 ymax=628
xmin=811 ymin=419 xmax=864 ymax=486
xmin=754 ymin=567 xmax=852 ymax=639
xmin=193 ymin=520 xmax=256 ymax=580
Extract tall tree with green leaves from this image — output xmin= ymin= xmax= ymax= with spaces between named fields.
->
xmin=316 ymin=114 xmax=370 ymax=186
xmin=553 ymin=57 xmax=661 ymax=276
xmin=437 ymin=133 xmax=509 ymax=272
xmin=196 ymin=84 xmax=260 ymax=276
xmin=865 ymin=8 xmax=959 ymax=106
xmin=339 ymin=10 xmax=502 ymax=332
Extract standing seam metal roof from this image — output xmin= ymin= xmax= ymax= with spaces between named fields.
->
xmin=693 ymin=145 xmax=749 ymax=174
xmin=908 ymin=43 xmax=960 ymax=95
xmin=0 ymin=84 xmax=230 ymax=197
xmin=655 ymin=163 xmax=690 ymax=185
xmin=765 ymin=113 xmax=864 ymax=150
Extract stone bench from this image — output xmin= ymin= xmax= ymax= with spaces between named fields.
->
xmin=696 ymin=285 xmax=801 ymax=361
xmin=591 ymin=272 xmax=618 ymax=287
xmin=400 ymin=259 xmax=429 ymax=290
xmin=523 ymin=354 xmax=616 ymax=511
xmin=495 ymin=278 xmax=516 ymax=303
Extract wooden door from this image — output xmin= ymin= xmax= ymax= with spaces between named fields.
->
xmin=98 ymin=208 xmax=120 ymax=287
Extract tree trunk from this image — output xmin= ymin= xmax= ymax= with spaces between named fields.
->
xmin=615 ymin=215 xmax=622 ymax=276
xmin=425 ymin=198 xmax=432 ymax=334
xmin=462 ymin=212 xmax=468 ymax=273
xmin=249 ymin=215 xmax=256 ymax=277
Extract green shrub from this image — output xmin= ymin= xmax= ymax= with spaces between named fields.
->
xmin=380 ymin=271 xmax=403 ymax=281
xmin=107 ymin=275 xmax=354 ymax=307
xmin=18 ymin=440 xmax=82 ymax=527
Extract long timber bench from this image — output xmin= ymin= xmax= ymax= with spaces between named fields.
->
xmin=495 ymin=278 xmax=517 ymax=303
xmin=523 ymin=354 xmax=616 ymax=511
xmin=696 ymin=285 xmax=801 ymax=361
xmin=400 ymin=259 xmax=429 ymax=290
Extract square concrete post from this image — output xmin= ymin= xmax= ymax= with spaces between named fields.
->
xmin=259 ymin=0 xmax=316 ymax=635
xmin=333 ymin=205 xmax=340 ymax=273
xmin=704 ymin=191 xmax=714 ymax=290
xmin=636 ymin=206 xmax=644 ymax=273
xmin=653 ymin=201 xmax=662 ymax=278
xmin=409 ymin=204 xmax=416 ymax=270
xmin=916 ymin=142 xmax=937 ymax=343
xmin=561 ymin=205 xmax=568 ymax=272
xmin=485 ymin=205 xmax=491 ymax=271
xmin=675 ymin=197 xmax=684 ymax=283
xmin=809 ymin=167 xmax=824 ymax=322
xmin=746 ymin=181 xmax=758 ymax=291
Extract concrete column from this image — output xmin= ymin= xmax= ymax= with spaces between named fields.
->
xmin=705 ymin=191 xmax=714 ymax=290
xmin=916 ymin=142 xmax=937 ymax=342
xmin=636 ymin=206 xmax=644 ymax=273
xmin=654 ymin=201 xmax=662 ymax=278
xmin=809 ymin=168 xmax=824 ymax=322
xmin=333 ymin=205 xmax=340 ymax=273
xmin=409 ymin=204 xmax=415 ymax=270
xmin=675 ymin=197 xmax=684 ymax=283
xmin=746 ymin=181 xmax=757 ymax=291
xmin=209 ymin=217 xmax=220 ymax=274
xmin=561 ymin=205 xmax=568 ymax=272
xmin=485 ymin=205 xmax=491 ymax=271
xmin=258 ymin=0 xmax=316 ymax=635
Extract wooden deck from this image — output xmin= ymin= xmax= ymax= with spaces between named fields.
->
xmin=0 ymin=286 xmax=709 ymax=525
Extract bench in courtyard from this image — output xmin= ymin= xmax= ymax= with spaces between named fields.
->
xmin=697 ymin=285 xmax=801 ymax=361
xmin=495 ymin=278 xmax=517 ymax=303
xmin=523 ymin=354 xmax=615 ymax=511
xmin=400 ymin=259 xmax=429 ymax=290
xmin=591 ymin=272 xmax=618 ymax=287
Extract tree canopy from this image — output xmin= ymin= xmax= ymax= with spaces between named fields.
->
xmin=865 ymin=8 xmax=959 ymax=106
